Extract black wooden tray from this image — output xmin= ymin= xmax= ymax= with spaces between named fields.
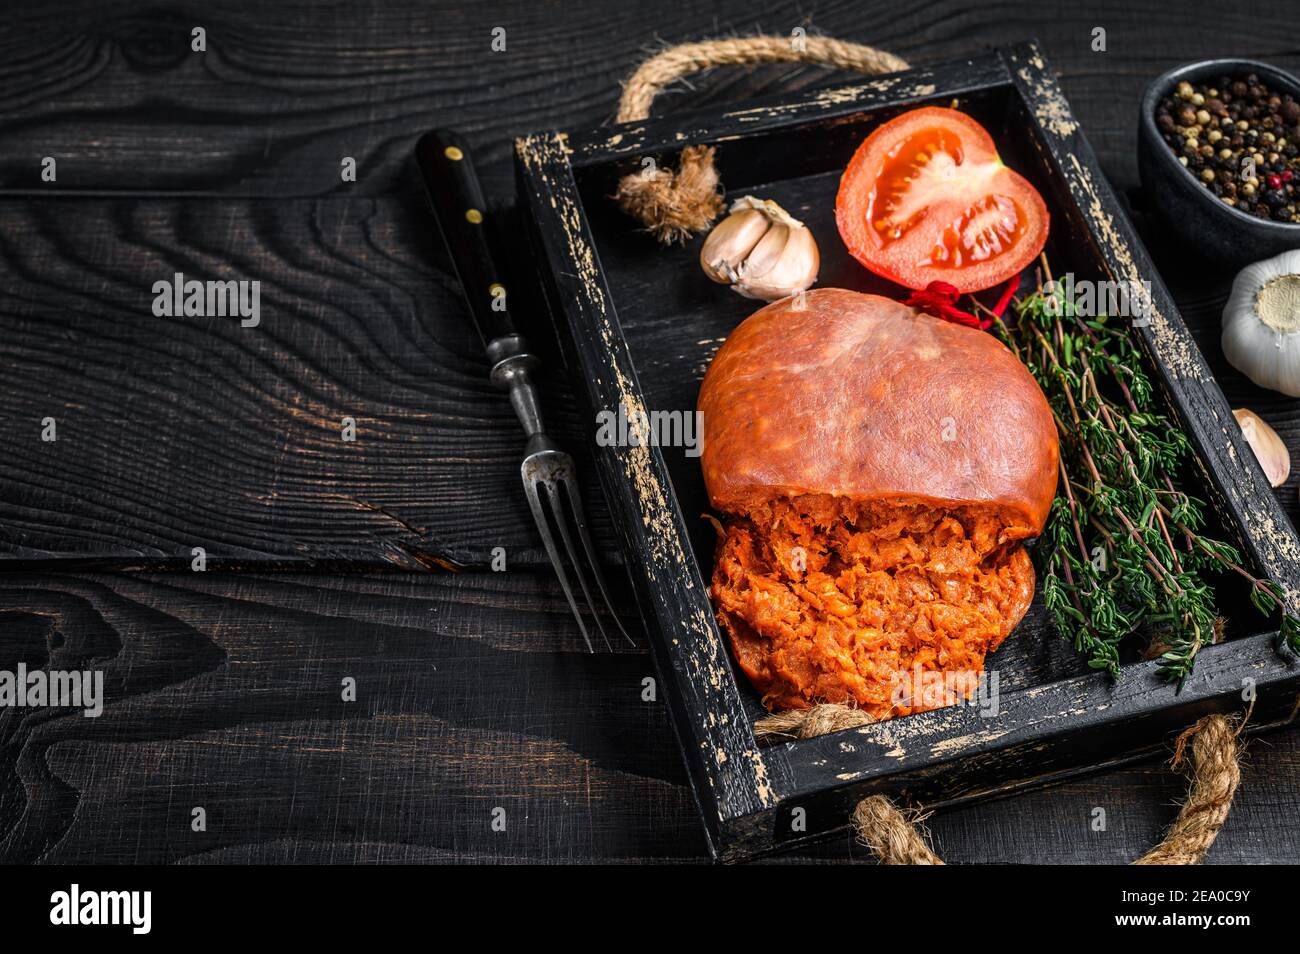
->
xmin=514 ymin=41 xmax=1300 ymax=862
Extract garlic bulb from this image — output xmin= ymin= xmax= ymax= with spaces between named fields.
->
xmin=1222 ymin=249 xmax=1300 ymax=396
xmin=699 ymin=196 xmax=819 ymax=301
xmin=1233 ymin=408 xmax=1291 ymax=487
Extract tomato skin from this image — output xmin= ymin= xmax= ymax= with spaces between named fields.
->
xmin=836 ymin=107 xmax=1049 ymax=293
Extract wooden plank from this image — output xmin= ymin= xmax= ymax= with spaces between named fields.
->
xmin=0 ymin=8 xmax=1296 ymax=571
xmin=1 ymin=568 xmax=1296 ymax=864
xmin=0 ymin=569 xmax=682 ymax=863
xmin=1 ymin=3 xmax=1294 ymax=201
xmin=0 ymin=3 xmax=636 ymax=199
xmin=0 ymin=196 xmax=611 ymax=569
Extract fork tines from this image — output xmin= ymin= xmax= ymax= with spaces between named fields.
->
xmin=522 ymin=453 xmax=635 ymax=653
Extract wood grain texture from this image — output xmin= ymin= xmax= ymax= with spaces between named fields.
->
xmin=0 ymin=0 xmax=1292 ymax=199
xmin=1 ymin=0 xmax=1299 ymax=863
xmin=0 ymin=570 xmax=688 ymax=863
xmin=1 ymin=570 xmax=1296 ymax=864
xmin=2 ymin=0 xmax=1298 ymax=569
xmin=0 ymin=196 xmax=610 ymax=568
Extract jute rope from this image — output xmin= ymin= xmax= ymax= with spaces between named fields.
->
xmin=755 ymin=704 xmax=1245 ymax=864
xmin=613 ymin=35 xmax=911 ymax=243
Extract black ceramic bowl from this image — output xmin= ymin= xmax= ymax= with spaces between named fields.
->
xmin=1139 ymin=58 xmax=1300 ymax=270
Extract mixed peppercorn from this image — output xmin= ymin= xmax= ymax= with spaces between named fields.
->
xmin=1156 ymin=74 xmax=1300 ymax=223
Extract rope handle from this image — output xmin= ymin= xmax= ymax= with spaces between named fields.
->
xmin=613 ymin=35 xmax=910 ymax=243
xmin=619 ymin=36 xmax=1248 ymax=863
xmin=619 ymin=37 xmax=1248 ymax=862
xmin=618 ymin=35 xmax=1248 ymax=857
xmin=755 ymin=706 xmax=1244 ymax=865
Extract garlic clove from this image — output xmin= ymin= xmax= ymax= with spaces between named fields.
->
xmin=699 ymin=196 xmax=820 ymax=301
xmin=1233 ymin=408 xmax=1291 ymax=487
xmin=770 ymin=224 xmax=819 ymax=293
xmin=738 ymin=223 xmax=790 ymax=278
xmin=736 ymin=224 xmax=820 ymax=301
xmin=700 ymin=208 xmax=770 ymax=284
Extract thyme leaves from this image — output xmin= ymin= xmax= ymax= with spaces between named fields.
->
xmin=989 ymin=267 xmax=1300 ymax=682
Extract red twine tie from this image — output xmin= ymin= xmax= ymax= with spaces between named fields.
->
xmin=905 ymin=275 xmax=1019 ymax=330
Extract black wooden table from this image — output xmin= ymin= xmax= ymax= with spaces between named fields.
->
xmin=2 ymin=0 xmax=1299 ymax=864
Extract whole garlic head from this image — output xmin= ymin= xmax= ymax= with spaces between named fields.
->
xmin=700 ymin=196 xmax=819 ymax=301
xmin=1222 ymin=249 xmax=1300 ymax=397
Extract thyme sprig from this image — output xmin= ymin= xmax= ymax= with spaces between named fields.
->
xmin=987 ymin=263 xmax=1300 ymax=682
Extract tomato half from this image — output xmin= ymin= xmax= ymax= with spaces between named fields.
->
xmin=835 ymin=107 xmax=1049 ymax=293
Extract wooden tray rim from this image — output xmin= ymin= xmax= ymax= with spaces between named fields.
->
xmin=514 ymin=40 xmax=1300 ymax=861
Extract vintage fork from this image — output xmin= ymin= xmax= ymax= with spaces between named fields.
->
xmin=416 ymin=129 xmax=633 ymax=652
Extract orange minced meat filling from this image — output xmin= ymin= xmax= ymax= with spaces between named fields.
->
xmin=710 ymin=494 xmax=1035 ymax=720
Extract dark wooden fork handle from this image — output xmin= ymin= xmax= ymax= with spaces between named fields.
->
xmin=416 ymin=129 xmax=545 ymax=441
